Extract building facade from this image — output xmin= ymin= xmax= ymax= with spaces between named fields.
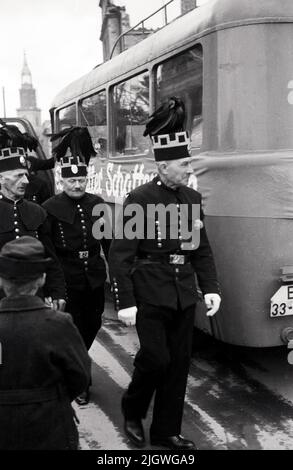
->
xmin=99 ymin=0 xmax=198 ymax=61
xmin=99 ymin=0 xmax=154 ymax=61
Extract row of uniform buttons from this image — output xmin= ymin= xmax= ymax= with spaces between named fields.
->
xmin=156 ymin=181 xmax=195 ymax=250
xmin=112 ymin=277 xmax=120 ymax=309
xmin=13 ymin=203 xmax=20 ymax=239
xmin=58 ymin=222 xmax=66 ymax=247
xmin=177 ymin=204 xmax=182 ymax=244
xmin=155 ymin=203 xmax=185 ymax=249
xmin=156 ymin=181 xmax=163 ymax=248
xmin=77 ymin=203 xmax=88 ymax=272
xmin=0 ymin=195 xmax=39 ymax=240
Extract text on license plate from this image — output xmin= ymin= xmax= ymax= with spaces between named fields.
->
xmin=270 ymin=285 xmax=293 ymax=317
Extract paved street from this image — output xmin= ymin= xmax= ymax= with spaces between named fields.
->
xmin=74 ymin=301 xmax=293 ymax=450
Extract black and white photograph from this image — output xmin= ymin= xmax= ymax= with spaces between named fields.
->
xmin=1 ymin=0 xmax=293 ymax=459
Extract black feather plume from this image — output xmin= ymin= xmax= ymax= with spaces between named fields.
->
xmin=27 ymin=156 xmax=55 ymax=172
xmin=50 ymin=126 xmax=96 ymax=166
xmin=0 ymin=121 xmax=39 ymax=151
xmin=143 ymin=96 xmax=185 ymax=137
xmin=22 ymin=132 xmax=39 ymax=151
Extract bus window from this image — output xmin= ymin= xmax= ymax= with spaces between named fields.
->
xmin=80 ymin=91 xmax=107 ymax=156
xmin=156 ymin=44 xmax=203 ymax=153
xmin=57 ymin=103 xmax=76 ymax=130
xmin=112 ymin=72 xmax=149 ymax=156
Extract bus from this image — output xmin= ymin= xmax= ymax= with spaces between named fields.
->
xmin=50 ymin=0 xmax=293 ymax=347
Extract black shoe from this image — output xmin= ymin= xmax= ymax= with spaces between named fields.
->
xmin=151 ymin=434 xmax=196 ymax=449
xmin=124 ymin=418 xmax=145 ymax=448
xmin=75 ymin=389 xmax=90 ymax=406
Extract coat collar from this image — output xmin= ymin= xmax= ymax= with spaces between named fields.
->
xmin=0 ymin=196 xmax=46 ymax=232
xmin=152 ymin=175 xmax=182 ymax=194
xmin=0 ymin=193 xmax=23 ymax=205
xmin=0 ymin=295 xmax=50 ymax=313
xmin=43 ymin=192 xmax=89 ymax=224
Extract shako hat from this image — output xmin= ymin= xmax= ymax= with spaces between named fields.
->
xmin=0 ymin=119 xmax=40 ymax=173
xmin=0 ymin=146 xmax=29 ymax=173
xmin=59 ymin=155 xmax=87 ymax=178
xmin=143 ymin=96 xmax=190 ymax=162
xmin=50 ymin=126 xmax=96 ymax=177
xmin=151 ymin=131 xmax=190 ymax=162
xmin=0 ymin=236 xmax=52 ymax=280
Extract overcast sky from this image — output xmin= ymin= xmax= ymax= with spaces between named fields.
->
xmin=0 ymin=0 xmax=209 ymax=122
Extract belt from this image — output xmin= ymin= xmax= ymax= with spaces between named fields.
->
xmin=137 ymin=253 xmax=190 ymax=265
xmin=59 ymin=249 xmax=98 ymax=260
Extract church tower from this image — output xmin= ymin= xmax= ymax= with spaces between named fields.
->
xmin=17 ymin=53 xmax=41 ymax=132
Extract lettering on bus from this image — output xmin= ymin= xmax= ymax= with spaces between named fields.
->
xmin=86 ymin=162 xmax=157 ymax=198
xmin=56 ymin=161 xmax=198 ymax=200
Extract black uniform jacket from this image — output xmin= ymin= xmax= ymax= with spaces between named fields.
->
xmin=109 ymin=176 xmax=220 ymax=311
xmin=25 ymin=173 xmax=53 ymax=204
xmin=0 ymin=194 xmax=65 ymax=300
xmin=43 ymin=192 xmax=111 ymax=291
xmin=0 ymin=295 xmax=91 ymax=450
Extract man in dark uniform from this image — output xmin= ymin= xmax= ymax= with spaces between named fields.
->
xmin=43 ymin=154 xmax=111 ymax=404
xmin=0 ymin=144 xmax=66 ymax=306
xmin=0 ymin=236 xmax=91 ymax=450
xmin=0 ymin=121 xmax=54 ymax=205
xmin=109 ymin=115 xmax=221 ymax=449
xmin=24 ymin=155 xmax=55 ymax=204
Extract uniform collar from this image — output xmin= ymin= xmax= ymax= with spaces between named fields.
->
xmin=44 ymin=192 xmax=89 ymax=224
xmin=0 ymin=196 xmax=45 ymax=232
xmin=0 ymin=193 xmax=23 ymax=205
xmin=152 ymin=175 xmax=181 ymax=193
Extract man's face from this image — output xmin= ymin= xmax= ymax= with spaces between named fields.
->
xmin=0 ymin=169 xmax=29 ymax=198
xmin=164 ymin=157 xmax=194 ymax=187
xmin=62 ymin=177 xmax=87 ymax=199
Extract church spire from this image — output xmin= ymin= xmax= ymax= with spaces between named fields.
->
xmin=21 ymin=51 xmax=32 ymax=87
xmin=17 ymin=52 xmax=41 ymax=131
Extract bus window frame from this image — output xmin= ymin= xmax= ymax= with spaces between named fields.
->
xmin=52 ymin=39 xmax=205 ymax=159
xmin=153 ymin=42 xmax=204 ymax=153
xmin=56 ymin=102 xmax=78 ymax=131
xmin=109 ymin=69 xmax=151 ymax=159
xmin=78 ymin=89 xmax=107 ymax=128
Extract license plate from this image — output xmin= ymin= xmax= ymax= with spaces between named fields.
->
xmin=270 ymin=285 xmax=293 ymax=317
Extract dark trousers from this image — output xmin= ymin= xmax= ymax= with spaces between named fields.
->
xmin=66 ymin=283 xmax=105 ymax=350
xmin=122 ymin=303 xmax=195 ymax=437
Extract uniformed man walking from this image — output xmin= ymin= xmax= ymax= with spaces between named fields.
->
xmin=0 ymin=236 xmax=91 ymax=450
xmin=109 ymin=98 xmax=221 ymax=450
xmin=43 ymin=128 xmax=111 ymax=405
xmin=0 ymin=127 xmax=66 ymax=306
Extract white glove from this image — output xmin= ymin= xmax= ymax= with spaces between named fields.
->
xmin=45 ymin=297 xmax=66 ymax=311
xmin=53 ymin=299 xmax=66 ymax=311
xmin=118 ymin=306 xmax=138 ymax=326
xmin=44 ymin=296 xmax=53 ymax=308
xmin=204 ymin=293 xmax=221 ymax=317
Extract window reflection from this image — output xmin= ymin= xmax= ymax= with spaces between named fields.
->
xmin=113 ymin=73 xmax=149 ymax=156
xmin=156 ymin=45 xmax=203 ymax=152
xmin=80 ymin=91 xmax=107 ymax=157
xmin=57 ymin=104 xmax=77 ymax=130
